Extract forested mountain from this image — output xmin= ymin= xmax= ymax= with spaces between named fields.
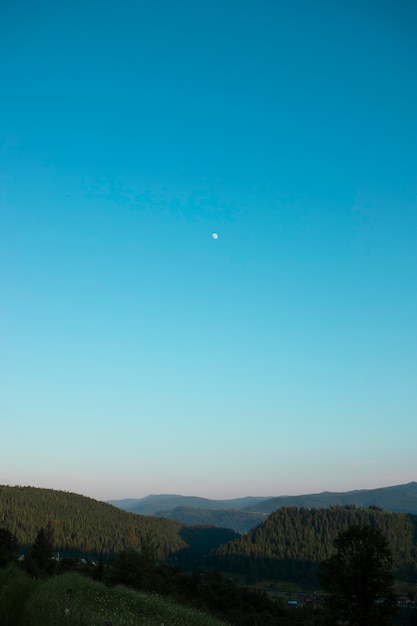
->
xmin=108 ymin=494 xmax=270 ymax=515
xmin=0 ymin=485 xmax=187 ymax=559
xmin=110 ymin=483 xmax=417 ymax=533
xmin=156 ymin=506 xmax=266 ymax=533
xmin=3 ymin=492 xmax=417 ymax=626
xmin=211 ymin=506 xmax=417 ymax=583
xmin=0 ymin=485 xmax=241 ymax=564
xmin=3 ymin=484 xmax=417 ymax=589
xmin=246 ymin=482 xmax=417 ymax=515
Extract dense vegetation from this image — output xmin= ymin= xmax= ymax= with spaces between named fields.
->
xmin=212 ymin=506 xmax=417 ymax=583
xmin=319 ymin=525 xmax=398 ymax=626
xmin=0 ymin=485 xmax=187 ymax=560
xmin=0 ymin=528 xmax=317 ymax=625
xmin=2 ymin=524 xmax=416 ymax=625
xmin=105 ymin=550 xmax=296 ymax=625
xmin=2 ymin=485 xmax=417 ymax=586
xmin=2 ymin=484 xmax=417 ymax=625
xmin=0 ymin=566 xmax=227 ymax=626
xmin=111 ymin=482 xmax=417 ymax=533
xmin=156 ymin=505 xmax=266 ymax=533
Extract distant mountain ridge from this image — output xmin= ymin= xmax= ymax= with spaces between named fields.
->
xmin=246 ymin=482 xmax=417 ymax=514
xmin=109 ymin=482 xmax=417 ymax=532
xmin=156 ymin=506 xmax=267 ymax=534
xmin=2 ymin=483 xmax=416 ymax=591
xmin=107 ymin=494 xmax=271 ymax=515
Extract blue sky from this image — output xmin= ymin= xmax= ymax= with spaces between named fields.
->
xmin=1 ymin=0 xmax=416 ymax=501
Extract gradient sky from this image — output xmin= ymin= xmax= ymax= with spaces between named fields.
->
xmin=1 ymin=0 xmax=416 ymax=502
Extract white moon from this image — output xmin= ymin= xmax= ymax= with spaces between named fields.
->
xmin=212 ymin=232 xmax=218 ymax=239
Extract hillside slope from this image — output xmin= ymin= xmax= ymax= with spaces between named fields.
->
xmin=156 ymin=506 xmax=267 ymax=533
xmin=211 ymin=506 xmax=417 ymax=581
xmin=0 ymin=485 xmax=186 ymax=559
xmin=247 ymin=482 xmax=417 ymax=515
xmin=110 ymin=483 xmax=417 ymax=533
xmin=109 ymin=494 xmax=270 ymax=515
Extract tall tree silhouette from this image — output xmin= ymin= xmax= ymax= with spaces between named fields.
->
xmin=27 ymin=522 xmax=55 ymax=576
xmin=319 ymin=524 xmax=397 ymax=626
xmin=0 ymin=528 xmax=19 ymax=567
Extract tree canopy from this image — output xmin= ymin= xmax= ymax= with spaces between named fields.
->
xmin=27 ymin=522 xmax=55 ymax=576
xmin=318 ymin=524 xmax=397 ymax=626
xmin=0 ymin=485 xmax=186 ymax=560
xmin=212 ymin=506 xmax=417 ymax=583
xmin=0 ymin=528 xmax=19 ymax=567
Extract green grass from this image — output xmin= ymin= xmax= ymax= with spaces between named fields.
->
xmin=0 ymin=565 xmax=39 ymax=626
xmin=1 ymin=569 xmax=227 ymax=626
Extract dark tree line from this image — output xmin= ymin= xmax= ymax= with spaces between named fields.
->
xmin=0 ymin=528 xmax=19 ymax=567
xmin=2 ymin=486 xmax=417 ymax=581
xmin=2 ymin=522 xmax=415 ymax=625
xmin=212 ymin=506 xmax=417 ymax=583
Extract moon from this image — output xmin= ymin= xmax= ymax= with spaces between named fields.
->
xmin=212 ymin=232 xmax=218 ymax=239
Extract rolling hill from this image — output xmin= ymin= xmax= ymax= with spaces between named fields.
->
xmin=211 ymin=505 xmax=417 ymax=583
xmin=156 ymin=506 xmax=267 ymax=533
xmin=0 ymin=484 xmax=240 ymax=565
xmin=108 ymin=494 xmax=271 ymax=515
xmin=109 ymin=482 xmax=417 ymax=532
xmin=0 ymin=485 xmax=184 ymax=559
xmin=245 ymin=482 xmax=417 ymax=514
xmin=2 ymin=483 xmax=417 ymax=590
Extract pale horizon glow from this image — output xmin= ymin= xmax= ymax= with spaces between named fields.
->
xmin=1 ymin=0 xmax=416 ymax=503
xmin=2 ymin=475 xmax=416 ymax=504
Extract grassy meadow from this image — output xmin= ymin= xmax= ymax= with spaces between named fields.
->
xmin=0 ymin=566 xmax=227 ymax=626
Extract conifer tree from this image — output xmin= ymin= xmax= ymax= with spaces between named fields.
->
xmin=27 ymin=522 xmax=55 ymax=576
xmin=0 ymin=528 xmax=19 ymax=567
xmin=318 ymin=525 xmax=397 ymax=626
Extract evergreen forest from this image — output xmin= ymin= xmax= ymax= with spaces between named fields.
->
xmin=1 ymin=485 xmax=417 ymax=624
xmin=0 ymin=485 xmax=186 ymax=560
xmin=211 ymin=506 xmax=417 ymax=583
